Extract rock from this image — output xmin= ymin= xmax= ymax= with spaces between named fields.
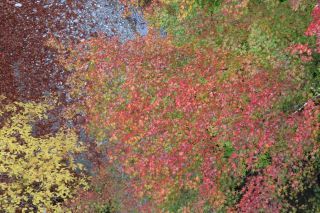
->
xmin=130 ymin=7 xmax=148 ymax=36
xmin=14 ymin=2 xmax=22 ymax=8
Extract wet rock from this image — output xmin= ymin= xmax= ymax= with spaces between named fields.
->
xmin=129 ymin=7 xmax=148 ymax=36
xmin=160 ymin=27 xmax=168 ymax=38
xmin=74 ymin=154 xmax=94 ymax=175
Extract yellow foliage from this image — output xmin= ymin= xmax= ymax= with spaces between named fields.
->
xmin=161 ymin=0 xmax=196 ymax=19
xmin=0 ymin=99 xmax=87 ymax=212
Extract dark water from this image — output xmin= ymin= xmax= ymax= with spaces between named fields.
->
xmin=0 ymin=0 xmax=147 ymax=101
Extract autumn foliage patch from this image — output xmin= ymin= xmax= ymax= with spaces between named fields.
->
xmin=65 ymin=21 xmax=319 ymax=211
xmin=2 ymin=0 xmax=317 ymax=211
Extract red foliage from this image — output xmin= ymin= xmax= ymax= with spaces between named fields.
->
xmin=238 ymin=100 xmax=319 ymax=211
xmin=238 ymin=175 xmax=281 ymax=213
xmin=68 ymin=24 xmax=320 ymax=211
xmin=288 ymin=44 xmax=313 ymax=62
xmin=306 ymin=3 xmax=320 ymax=52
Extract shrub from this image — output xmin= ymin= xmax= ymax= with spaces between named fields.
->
xmin=0 ymin=96 xmax=87 ymax=212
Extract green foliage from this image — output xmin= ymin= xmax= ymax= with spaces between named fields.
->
xmin=222 ymin=141 xmax=234 ymax=159
xmin=256 ymin=152 xmax=271 ymax=169
xmin=247 ymin=23 xmax=281 ymax=67
xmin=148 ymin=1 xmax=199 ymax=46
xmin=168 ymin=110 xmax=184 ymax=119
xmin=195 ymin=0 xmax=223 ymax=14
xmin=218 ymin=173 xmax=244 ymax=209
xmin=162 ymin=188 xmax=198 ymax=212
xmin=305 ymin=53 xmax=320 ymax=96
xmin=283 ymin=152 xmax=320 ymax=212
xmin=0 ymin=98 xmax=87 ymax=212
xmin=278 ymin=92 xmax=306 ymax=114
xmin=94 ymin=200 xmax=118 ymax=213
xmin=171 ymin=53 xmax=194 ymax=68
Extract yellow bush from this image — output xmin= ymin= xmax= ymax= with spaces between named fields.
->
xmin=0 ymin=96 xmax=87 ymax=212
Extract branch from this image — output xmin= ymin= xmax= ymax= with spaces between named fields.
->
xmin=293 ymin=94 xmax=320 ymax=114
